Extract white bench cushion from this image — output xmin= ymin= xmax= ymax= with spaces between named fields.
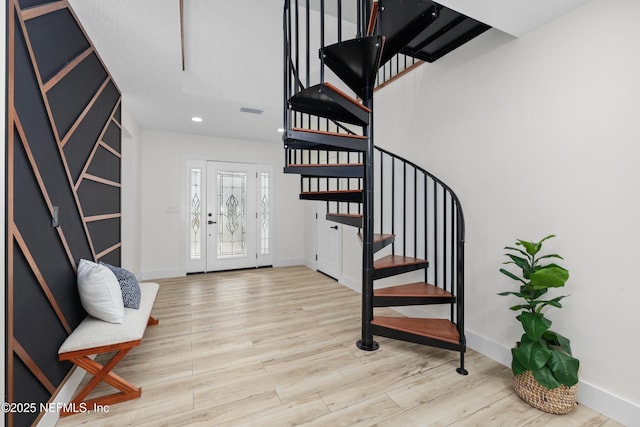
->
xmin=59 ymin=282 xmax=159 ymax=354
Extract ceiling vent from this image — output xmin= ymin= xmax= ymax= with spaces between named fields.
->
xmin=239 ymin=107 xmax=264 ymax=115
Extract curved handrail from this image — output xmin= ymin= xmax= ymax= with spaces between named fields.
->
xmin=374 ymin=145 xmax=465 ymax=242
xmin=374 ymin=144 xmax=465 ymax=341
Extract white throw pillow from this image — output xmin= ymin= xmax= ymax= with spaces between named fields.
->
xmin=77 ymin=259 xmax=125 ymax=324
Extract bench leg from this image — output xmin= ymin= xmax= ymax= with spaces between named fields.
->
xmin=148 ymin=316 xmax=159 ymax=326
xmin=61 ymin=348 xmax=140 ymax=417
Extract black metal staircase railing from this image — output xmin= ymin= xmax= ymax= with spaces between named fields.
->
xmin=283 ymin=0 xmax=487 ymax=374
xmin=374 ymin=145 xmax=465 ymax=337
xmin=376 ymin=53 xmax=423 ymax=88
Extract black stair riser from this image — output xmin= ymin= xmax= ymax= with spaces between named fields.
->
xmin=300 ymin=192 xmax=363 ymax=203
xmin=377 ymin=0 xmax=439 ymax=65
xmin=373 ymin=296 xmax=455 ymax=307
xmin=370 ymin=324 xmax=465 ymax=352
xmin=284 ymin=165 xmax=364 ymax=178
xmin=373 ymin=262 xmax=428 ymax=280
xmin=323 ymin=87 xmax=370 ymax=126
xmin=288 ymin=84 xmax=369 ymax=126
xmin=321 ymin=35 xmax=384 ymax=98
xmin=326 ymin=214 xmax=362 ymax=227
xmin=403 ymin=20 xmax=490 ymax=63
xmin=284 ymin=130 xmax=366 ymax=152
xmin=372 ymin=238 xmax=394 ymax=253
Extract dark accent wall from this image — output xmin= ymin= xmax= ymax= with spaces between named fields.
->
xmin=6 ymin=1 xmax=122 ymax=425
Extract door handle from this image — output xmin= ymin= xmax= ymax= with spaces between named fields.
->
xmin=330 ymin=225 xmax=338 ymax=230
xmin=208 ymin=220 xmax=216 ymax=225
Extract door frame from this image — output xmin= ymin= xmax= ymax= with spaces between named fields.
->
xmin=184 ymin=159 xmax=273 ymax=273
xmin=315 ymin=201 xmax=342 ymax=280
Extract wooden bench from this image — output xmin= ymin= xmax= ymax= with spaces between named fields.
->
xmin=58 ymin=282 xmax=160 ymax=416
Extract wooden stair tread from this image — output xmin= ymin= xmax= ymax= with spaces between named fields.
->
xmin=323 ymin=82 xmax=372 ymax=113
xmin=358 ymin=233 xmax=394 ymax=243
xmin=374 ymin=255 xmax=427 ymax=269
xmin=357 ymin=233 xmax=395 ymax=253
xmin=371 ymin=317 xmax=459 ymax=344
xmin=291 ymin=128 xmax=366 ymax=140
xmin=375 ymin=282 xmax=452 ymax=298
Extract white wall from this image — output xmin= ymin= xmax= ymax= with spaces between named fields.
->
xmin=139 ymin=129 xmax=304 ymax=279
xmin=371 ymin=0 xmax=640 ymax=423
xmin=120 ymin=104 xmax=142 ymax=277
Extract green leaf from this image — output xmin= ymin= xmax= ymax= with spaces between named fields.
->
xmin=511 ymin=348 xmax=527 ymax=376
xmin=531 ymin=288 xmax=549 ymax=299
xmin=517 ymin=240 xmax=539 ymax=256
xmin=497 ymin=291 xmax=526 ymax=298
xmin=517 ymin=312 xmax=551 ymax=341
xmin=537 ymin=253 xmax=564 ymax=262
xmin=509 ymin=304 xmax=535 ymax=311
xmin=547 ymin=350 xmax=580 ymax=387
xmin=543 ymin=330 xmax=572 ymax=355
xmin=532 ymin=365 xmax=562 ymax=389
xmin=513 ymin=337 xmax=551 ymax=371
xmin=530 ymin=265 xmax=569 ymax=290
xmin=504 ymin=246 xmax=532 ymax=260
xmin=531 ymin=295 xmax=567 ymax=312
xmin=539 ymin=234 xmax=557 ymax=244
xmin=499 ymin=268 xmax=527 ymax=285
xmin=506 ymin=254 xmax=532 ymax=272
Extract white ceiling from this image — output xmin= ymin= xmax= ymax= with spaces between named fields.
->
xmin=68 ymin=0 xmax=592 ymax=143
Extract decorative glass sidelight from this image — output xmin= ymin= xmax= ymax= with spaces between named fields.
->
xmin=189 ymin=168 xmax=202 ymax=260
xmin=260 ymin=172 xmax=270 ymax=254
xmin=218 ymin=171 xmax=247 ymax=257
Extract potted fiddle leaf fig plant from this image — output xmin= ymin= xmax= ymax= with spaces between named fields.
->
xmin=499 ymin=234 xmax=580 ymax=414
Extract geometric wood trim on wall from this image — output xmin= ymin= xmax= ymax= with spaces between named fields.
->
xmin=6 ymin=1 xmax=121 ymax=425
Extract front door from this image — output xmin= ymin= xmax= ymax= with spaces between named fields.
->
xmin=206 ymin=161 xmax=257 ymax=271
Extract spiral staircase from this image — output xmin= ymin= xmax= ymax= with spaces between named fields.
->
xmin=283 ymin=0 xmax=489 ymax=374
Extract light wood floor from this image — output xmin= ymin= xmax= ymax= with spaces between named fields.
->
xmin=57 ymin=266 xmax=620 ymax=427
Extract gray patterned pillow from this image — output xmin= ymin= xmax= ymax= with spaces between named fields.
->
xmin=100 ymin=262 xmax=141 ymax=309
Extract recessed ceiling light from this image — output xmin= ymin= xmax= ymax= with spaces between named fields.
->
xmin=277 ymin=128 xmax=285 ymax=133
xmin=191 ymin=116 xmax=203 ymax=122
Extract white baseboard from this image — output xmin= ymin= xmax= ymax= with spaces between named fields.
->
xmin=140 ymin=269 xmax=185 ymax=280
xmin=578 ymin=380 xmax=640 ymax=427
xmin=273 ymin=258 xmax=305 ymax=267
xmin=302 ymin=258 xmax=315 ymax=270
xmin=465 ymin=329 xmax=512 ymax=367
xmin=466 ymin=330 xmax=640 ymax=426
xmin=339 ymin=275 xmax=360 ymax=293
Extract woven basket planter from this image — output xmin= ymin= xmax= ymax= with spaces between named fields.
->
xmin=513 ymin=371 xmax=578 ymax=414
